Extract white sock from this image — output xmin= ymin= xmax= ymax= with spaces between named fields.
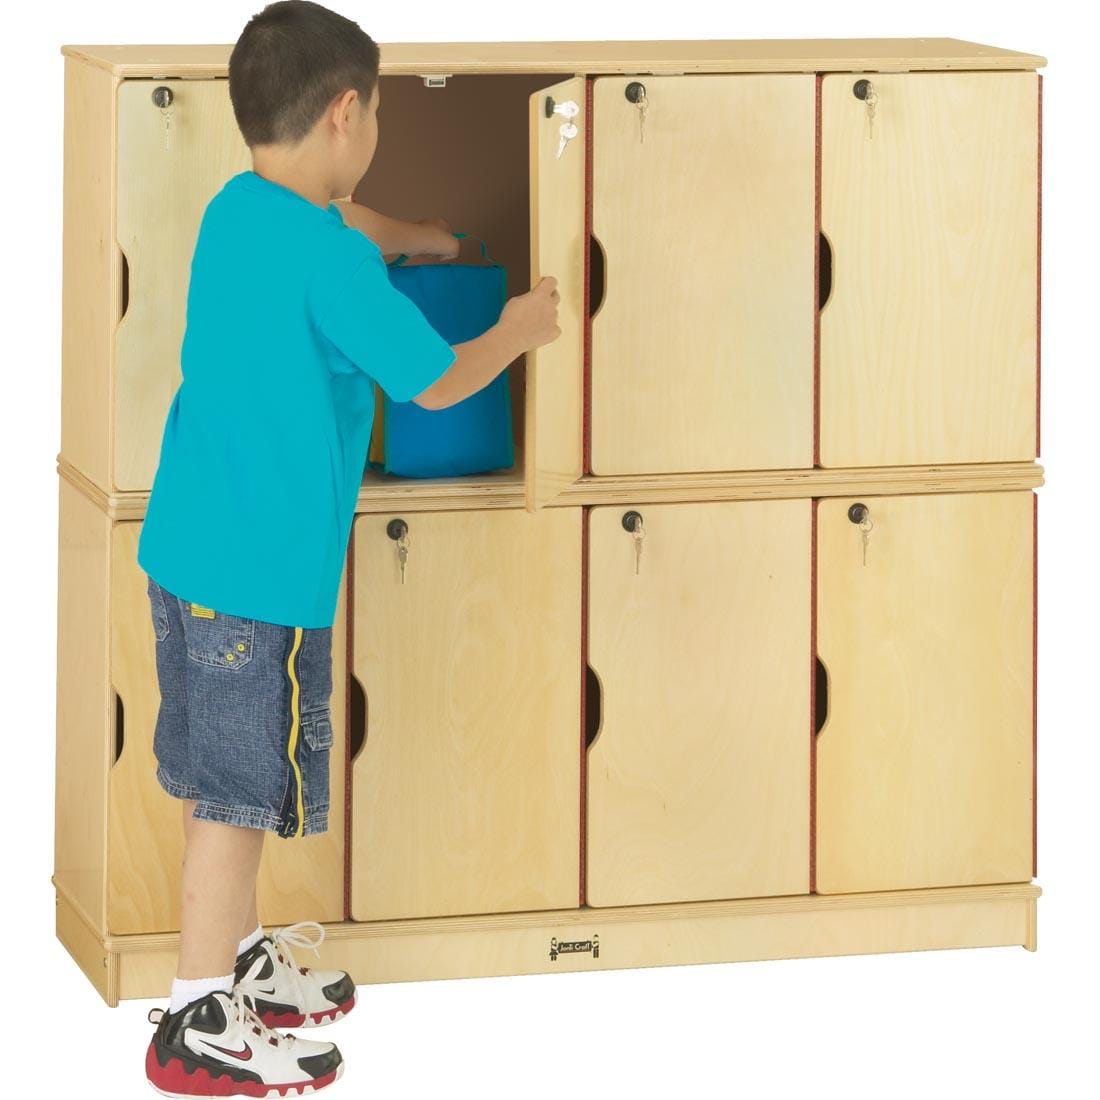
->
xmin=169 ymin=973 xmax=234 ymax=1015
xmin=237 ymin=923 xmax=265 ymax=957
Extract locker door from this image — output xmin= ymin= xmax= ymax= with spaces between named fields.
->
xmin=815 ymin=492 xmax=1035 ymax=893
xmin=819 ymin=72 xmax=1040 ymax=467
xmin=350 ymin=508 xmax=582 ymax=920
xmin=589 ymin=75 xmax=816 ymax=475
xmin=586 ymin=500 xmax=812 ymax=906
xmin=108 ymin=523 xmax=347 ymax=933
xmin=115 ymin=80 xmax=250 ymax=491
xmin=526 ymin=77 xmax=586 ymax=510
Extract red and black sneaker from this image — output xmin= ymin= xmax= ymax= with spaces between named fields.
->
xmin=234 ymin=922 xmax=356 ymax=1030
xmin=145 ymin=986 xmax=343 ymax=1097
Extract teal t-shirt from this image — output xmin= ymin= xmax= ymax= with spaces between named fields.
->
xmin=137 ymin=170 xmax=456 ymax=627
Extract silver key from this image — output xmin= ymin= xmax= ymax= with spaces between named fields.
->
xmin=635 ymin=88 xmax=648 ymax=143
xmin=631 ymin=517 xmax=646 ymax=575
xmin=859 ymin=516 xmax=873 ymax=566
xmin=865 ymin=85 xmax=878 ymax=141
xmin=556 ymin=120 xmax=579 ymax=159
xmin=397 ymin=533 xmax=410 ymax=584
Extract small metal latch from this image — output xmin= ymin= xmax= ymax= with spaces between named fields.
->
xmin=420 ymin=74 xmax=451 ymax=88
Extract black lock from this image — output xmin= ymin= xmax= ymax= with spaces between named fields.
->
xmin=847 ymin=503 xmax=869 ymax=525
xmin=386 ymin=518 xmax=409 ymax=541
xmin=625 ymin=81 xmax=647 ymax=104
xmin=853 ymin=79 xmax=873 ymax=101
xmin=152 ymin=86 xmax=174 ymax=108
xmin=622 ymin=510 xmax=643 ymax=533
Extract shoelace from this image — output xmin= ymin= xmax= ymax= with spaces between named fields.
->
xmin=268 ymin=920 xmax=326 ymax=980
xmin=231 ymin=987 xmax=296 ymax=1049
xmin=147 ymin=988 xmax=295 ymax=1049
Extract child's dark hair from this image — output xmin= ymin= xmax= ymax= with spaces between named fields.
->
xmin=229 ymin=1 xmax=380 ymax=147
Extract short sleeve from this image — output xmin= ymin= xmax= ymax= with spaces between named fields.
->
xmin=318 ymin=250 xmax=456 ymax=403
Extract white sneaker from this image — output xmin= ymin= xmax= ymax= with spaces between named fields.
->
xmin=145 ymin=986 xmax=344 ymax=1097
xmin=235 ymin=922 xmax=356 ymax=1029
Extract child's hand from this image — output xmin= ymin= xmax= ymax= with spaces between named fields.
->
xmin=409 ymin=217 xmax=461 ymax=261
xmin=499 ymin=276 xmax=561 ymax=351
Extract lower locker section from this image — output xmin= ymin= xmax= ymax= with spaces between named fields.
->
xmin=56 ymin=487 xmax=1036 ymax=944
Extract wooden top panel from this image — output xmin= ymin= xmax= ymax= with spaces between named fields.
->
xmin=60 ymin=38 xmax=1045 ymax=78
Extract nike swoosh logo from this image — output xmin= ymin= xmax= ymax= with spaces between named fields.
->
xmin=204 ymin=1041 xmax=254 ymax=1062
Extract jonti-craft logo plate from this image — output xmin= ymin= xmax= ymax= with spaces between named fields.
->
xmin=549 ymin=935 xmax=600 ymax=962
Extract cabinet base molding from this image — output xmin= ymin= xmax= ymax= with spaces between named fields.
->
xmin=57 ymin=882 xmax=1040 ymax=1007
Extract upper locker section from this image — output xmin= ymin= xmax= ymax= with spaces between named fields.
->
xmin=60 ymin=41 xmax=1045 ymax=499
xmin=818 ymin=72 xmax=1041 ymax=467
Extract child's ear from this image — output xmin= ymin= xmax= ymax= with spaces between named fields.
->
xmin=332 ymin=88 xmax=358 ymax=133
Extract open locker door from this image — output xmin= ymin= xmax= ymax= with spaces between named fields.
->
xmin=525 ymin=77 xmax=586 ymax=512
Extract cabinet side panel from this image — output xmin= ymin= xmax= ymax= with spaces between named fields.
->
xmin=1032 ymin=491 xmax=1038 ymax=878
xmin=1036 ymin=74 xmax=1043 ymax=457
xmin=61 ymin=58 xmax=118 ymax=489
xmin=56 ymin=479 xmax=111 ymax=931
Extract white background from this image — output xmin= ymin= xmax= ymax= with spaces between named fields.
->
xmin=1 ymin=2 xmax=1095 ymax=1096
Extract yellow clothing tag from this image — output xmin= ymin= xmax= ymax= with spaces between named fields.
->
xmin=190 ymin=604 xmax=216 ymax=619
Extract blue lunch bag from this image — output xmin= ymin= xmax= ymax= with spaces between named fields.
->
xmin=368 ymin=232 xmax=514 ymax=478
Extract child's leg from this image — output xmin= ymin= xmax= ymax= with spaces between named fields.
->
xmin=178 ymin=798 xmax=265 ymax=980
xmin=181 ymin=799 xmax=264 ymax=957
xmin=241 ymin=888 xmax=260 ymax=943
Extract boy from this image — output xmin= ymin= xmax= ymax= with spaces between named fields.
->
xmin=137 ymin=2 xmax=561 ymax=1094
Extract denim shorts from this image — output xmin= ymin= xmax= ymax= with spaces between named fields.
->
xmin=146 ymin=575 xmax=333 ymax=839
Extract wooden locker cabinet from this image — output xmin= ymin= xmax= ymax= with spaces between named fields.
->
xmin=56 ymin=39 xmax=1044 ymax=1006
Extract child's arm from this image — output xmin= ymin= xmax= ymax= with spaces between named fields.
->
xmin=414 ymin=277 xmax=560 ymax=410
xmin=332 ymin=199 xmax=459 ymax=261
